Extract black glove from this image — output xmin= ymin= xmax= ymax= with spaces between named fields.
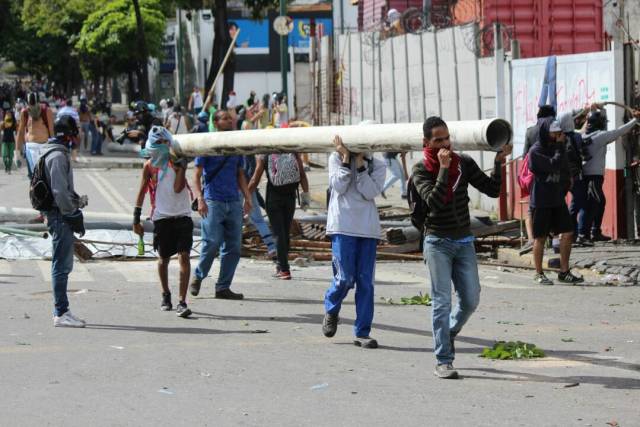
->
xmin=63 ymin=210 xmax=85 ymax=237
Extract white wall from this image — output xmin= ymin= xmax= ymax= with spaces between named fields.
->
xmin=333 ymin=0 xmax=359 ymax=34
xmin=510 ymin=49 xmax=624 ymax=168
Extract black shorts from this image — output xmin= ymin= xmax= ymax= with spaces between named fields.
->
xmin=153 ymin=216 xmax=193 ymax=258
xmin=531 ymin=205 xmax=573 ymax=239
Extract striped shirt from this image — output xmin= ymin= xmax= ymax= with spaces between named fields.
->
xmin=412 ymin=154 xmax=502 ymax=239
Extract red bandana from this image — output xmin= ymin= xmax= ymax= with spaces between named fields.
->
xmin=423 ymin=146 xmax=461 ymax=204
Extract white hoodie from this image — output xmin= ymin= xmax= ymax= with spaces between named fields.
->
xmin=326 ymin=152 xmax=386 ymax=239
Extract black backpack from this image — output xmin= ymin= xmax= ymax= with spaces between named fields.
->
xmin=407 ymin=171 xmax=428 ymax=232
xmin=29 ymin=152 xmax=54 ymax=211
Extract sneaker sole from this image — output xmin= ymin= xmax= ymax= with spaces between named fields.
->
xmin=54 ymin=322 xmax=86 ymax=328
xmin=433 ymin=370 xmax=459 ymax=379
xmin=177 ymin=308 xmax=192 ymax=318
xmin=190 ymin=284 xmax=201 ymax=297
xmin=353 ymin=339 xmax=378 ymax=349
xmin=160 ymin=306 xmax=172 ymax=311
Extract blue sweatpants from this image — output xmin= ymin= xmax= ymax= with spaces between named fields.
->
xmin=324 ymin=234 xmax=377 ymax=337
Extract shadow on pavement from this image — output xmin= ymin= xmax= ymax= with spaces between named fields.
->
xmin=85 ymin=324 xmax=255 ymax=335
xmin=460 ymin=367 xmax=640 ymax=390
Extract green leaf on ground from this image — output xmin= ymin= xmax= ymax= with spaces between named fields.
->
xmin=480 ymin=341 xmax=545 ymax=360
xmin=561 ymin=338 xmax=575 ymax=342
xmin=398 ymin=292 xmax=432 ymax=306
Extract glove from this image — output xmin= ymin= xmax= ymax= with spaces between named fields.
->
xmin=172 ymin=156 xmax=188 ymax=169
xmin=63 ymin=210 xmax=85 ymax=237
xmin=78 ymin=195 xmax=89 ymax=209
xmin=300 ymin=192 xmax=311 ymax=211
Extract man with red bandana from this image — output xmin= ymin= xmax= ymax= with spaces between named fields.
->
xmin=412 ymin=116 xmax=512 ymax=379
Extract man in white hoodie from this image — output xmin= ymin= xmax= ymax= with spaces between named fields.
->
xmin=322 ymin=125 xmax=386 ymax=348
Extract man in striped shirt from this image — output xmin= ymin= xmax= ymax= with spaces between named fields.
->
xmin=412 ymin=116 xmax=512 ymax=379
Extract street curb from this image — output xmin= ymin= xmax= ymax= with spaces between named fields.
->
xmin=73 ymin=161 xmax=144 ymax=169
xmin=495 ymin=247 xmax=636 ymax=286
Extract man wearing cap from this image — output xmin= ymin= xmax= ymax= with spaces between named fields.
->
xmin=528 ymin=120 xmax=583 ymax=285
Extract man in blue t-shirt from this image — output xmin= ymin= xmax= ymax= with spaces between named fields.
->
xmin=190 ymin=110 xmax=252 ymax=299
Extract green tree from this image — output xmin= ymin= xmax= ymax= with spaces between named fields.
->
xmin=76 ymin=0 xmax=166 ymax=99
xmin=203 ymin=0 xmax=280 ymax=107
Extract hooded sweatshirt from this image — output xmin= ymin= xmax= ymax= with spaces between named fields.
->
xmin=528 ymin=123 xmax=570 ymax=209
xmin=582 ymin=118 xmax=637 ymax=176
xmin=557 ymin=112 xmax=583 ymax=178
xmin=326 ymin=152 xmax=386 ymax=239
xmin=41 ymin=139 xmax=80 ymax=215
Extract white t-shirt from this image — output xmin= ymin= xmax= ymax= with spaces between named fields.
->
xmin=167 ymin=114 xmax=189 ymax=134
xmin=192 ymin=91 xmax=203 ymax=109
xmin=152 ymin=166 xmax=191 ymax=221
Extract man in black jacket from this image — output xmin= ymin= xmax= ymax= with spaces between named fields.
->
xmin=528 ymin=120 xmax=584 ymax=285
xmin=412 ymin=116 xmax=511 ymax=379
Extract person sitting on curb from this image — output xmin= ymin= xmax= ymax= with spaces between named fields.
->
xmin=133 ymin=126 xmax=194 ymax=317
xmin=412 ymin=116 xmax=511 ymax=379
xmin=529 ymin=120 xmax=584 ymax=286
xmin=322 ymin=123 xmax=386 ymax=349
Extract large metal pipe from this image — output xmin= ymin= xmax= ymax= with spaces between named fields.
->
xmin=172 ymin=119 xmax=512 ymax=157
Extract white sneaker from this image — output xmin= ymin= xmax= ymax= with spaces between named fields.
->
xmin=53 ymin=311 xmax=86 ymax=328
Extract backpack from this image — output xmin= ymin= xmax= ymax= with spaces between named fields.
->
xmin=517 ymin=152 xmax=534 ymax=197
xmin=407 ymin=171 xmax=428 ymax=232
xmin=29 ymin=152 xmax=54 ymax=211
xmin=266 ymin=153 xmax=300 ymax=186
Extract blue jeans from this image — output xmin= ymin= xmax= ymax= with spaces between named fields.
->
xmin=89 ymin=122 xmax=102 ymax=154
xmin=46 ymin=210 xmax=75 ymax=316
xmin=324 ymin=234 xmax=377 ymax=337
xmin=569 ymin=177 xmax=587 ymax=236
xmin=195 ymin=199 xmax=243 ymax=291
xmin=382 ymin=157 xmax=406 ymax=196
xmin=248 ymin=191 xmax=276 ymax=253
xmin=424 ymin=236 xmax=481 ymax=365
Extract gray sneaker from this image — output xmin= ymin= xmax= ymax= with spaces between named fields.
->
xmin=434 ymin=363 xmax=459 ymax=379
xmin=353 ymin=336 xmax=378 ymax=349
xmin=190 ymin=277 xmax=202 ymax=296
xmin=534 ymin=273 xmax=554 ymax=286
xmin=322 ymin=313 xmax=339 ymax=338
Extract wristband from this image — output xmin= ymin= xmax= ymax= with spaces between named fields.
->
xmin=133 ymin=207 xmax=142 ymax=225
xmin=341 ymin=162 xmax=350 ymax=169
xmin=357 ymin=165 xmax=367 ymax=173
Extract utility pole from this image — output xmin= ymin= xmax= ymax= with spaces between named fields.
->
xmin=279 ymin=0 xmax=288 ymax=95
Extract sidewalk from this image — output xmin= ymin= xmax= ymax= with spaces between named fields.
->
xmin=496 ymin=241 xmax=640 ymax=286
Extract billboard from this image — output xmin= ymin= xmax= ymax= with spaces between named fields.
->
xmin=232 ymin=19 xmax=270 ymax=55
xmin=289 ymin=18 xmax=333 ymax=52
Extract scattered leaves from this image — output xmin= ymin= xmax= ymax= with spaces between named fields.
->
xmin=480 ymin=341 xmax=545 ymax=360
xmin=399 ymin=293 xmax=432 ymax=306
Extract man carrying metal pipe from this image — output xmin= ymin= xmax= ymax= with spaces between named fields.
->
xmin=412 ymin=116 xmax=512 ymax=379
xmin=189 ymin=110 xmax=252 ymax=300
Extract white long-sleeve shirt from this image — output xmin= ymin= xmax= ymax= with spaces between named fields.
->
xmin=582 ymin=119 xmax=637 ymax=176
xmin=326 ymin=152 xmax=386 ymax=239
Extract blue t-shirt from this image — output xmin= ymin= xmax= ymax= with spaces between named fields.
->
xmin=195 ymin=155 xmax=243 ymax=202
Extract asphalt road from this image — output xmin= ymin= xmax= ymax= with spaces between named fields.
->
xmin=1 ymin=154 xmax=639 ymax=426
xmin=0 ymin=257 xmax=639 ymax=426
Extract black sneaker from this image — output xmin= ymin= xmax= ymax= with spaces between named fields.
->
xmin=176 ymin=302 xmax=192 ymax=318
xmin=215 ymin=289 xmax=244 ymax=300
xmin=591 ymin=232 xmax=611 ymax=242
xmin=322 ymin=313 xmax=339 ymax=337
xmin=190 ymin=277 xmax=202 ymax=296
xmin=575 ymin=235 xmax=594 ymax=247
xmin=161 ymin=292 xmax=172 ymax=311
xmin=534 ymin=273 xmax=554 ymax=286
xmin=353 ymin=336 xmax=378 ymax=348
xmin=434 ymin=363 xmax=459 ymax=379
xmin=558 ymin=270 xmax=585 ymax=284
